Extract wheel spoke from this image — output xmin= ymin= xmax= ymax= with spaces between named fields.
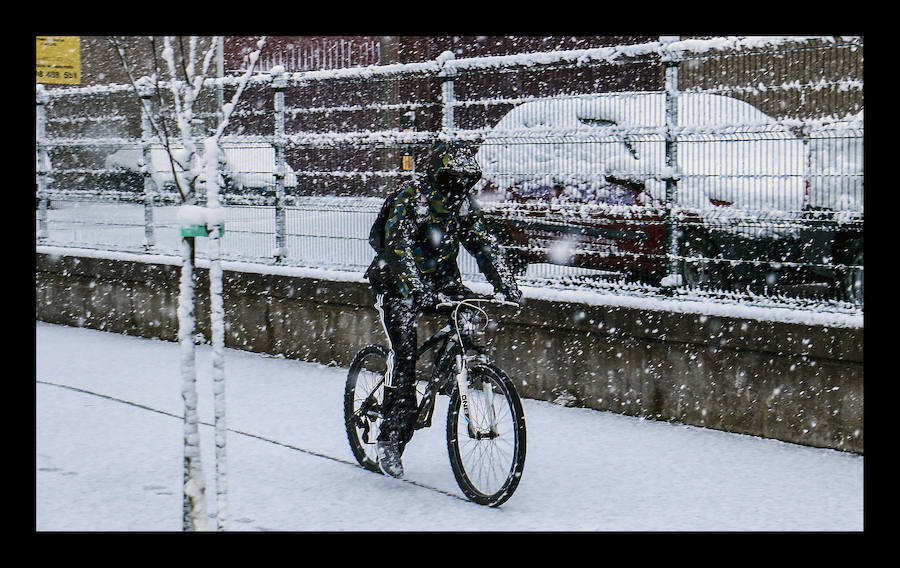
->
xmin=448 ymin=367 xmax=525 ymax=505
xmin=345 ymin=347 xmax=388 ymax=472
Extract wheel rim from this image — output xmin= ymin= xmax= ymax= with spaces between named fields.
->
xmin=844 ymin=249 xmax=864 ymax=306
xmin=681 ymin=235 xmax=722 ymax=290
xmin=683 ymin=249 xmax=717 ymax=288
xmin=452 ymin=374 xmax=520 ymax=499
xmin=349 ymin=353 xmax=386 ymax=467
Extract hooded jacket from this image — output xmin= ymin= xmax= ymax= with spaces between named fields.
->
xmin=366 ymin=141 xmax=518 ymax=300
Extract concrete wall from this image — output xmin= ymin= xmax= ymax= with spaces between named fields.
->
xmin=35 ymin=251 xmax=864 ymax=454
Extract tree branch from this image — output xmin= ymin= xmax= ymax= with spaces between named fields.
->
xmin=108 ymin=36 xmax=188 ymax=202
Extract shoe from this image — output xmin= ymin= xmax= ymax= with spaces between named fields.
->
xmin=376 ymin=431 xmax=404 ymax=478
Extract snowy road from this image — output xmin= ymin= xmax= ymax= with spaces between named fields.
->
xmin=35 ymin=321 xmax=864 ymax=531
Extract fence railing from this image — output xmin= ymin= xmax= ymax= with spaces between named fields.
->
xmin=36 ymin=36 xmax=864 ymax=312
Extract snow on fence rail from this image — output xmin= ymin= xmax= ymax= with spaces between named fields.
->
xmin=35 ymin=36 xmax=863 ymax=312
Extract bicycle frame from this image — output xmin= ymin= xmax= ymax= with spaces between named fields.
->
xmin=346 ymin=296 xmax=527 ymax=505
xmin=357 ymin=298 xmax=518 ymax=434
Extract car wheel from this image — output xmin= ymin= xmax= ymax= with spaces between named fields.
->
xmin=680 ymin=232 xmax=725 ymax=291
xmin=841 ymin=243 xmax=864 ymax=307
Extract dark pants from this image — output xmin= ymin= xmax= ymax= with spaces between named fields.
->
xmin=374 ymin=289 xmax=419 ymax=447
xmin=372 ymin=281 xmax=479 ymax=448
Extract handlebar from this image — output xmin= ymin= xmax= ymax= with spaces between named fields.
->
xmin=436 ymin=298 xmax=520 ymax=309
xmin=435 ymin=298 xmax=520 ymax=346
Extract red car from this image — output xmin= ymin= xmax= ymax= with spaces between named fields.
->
xmin=475 ymin=94 xmax=863 ymax=302
xmin=480 ymin=177 xmax=677 ymax=285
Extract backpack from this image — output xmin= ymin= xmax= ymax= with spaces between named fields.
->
xmin=368 ymin=184 xmax=407 ymax=254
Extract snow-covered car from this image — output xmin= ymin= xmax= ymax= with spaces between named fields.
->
xmin=800 ymin=110 xmax=864 ymax=302
xmin=475 ymin=92 xmax=863 ymax=302
xmin=104 ymin=142 xmax=298 ymax=195
xmin=476 ymin=91 xmax=807 ymax=211
xmin=806 ymin=110 xmax=864 ymax=212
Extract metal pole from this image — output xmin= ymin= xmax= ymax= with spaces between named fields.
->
xmin=139 ymin=83 xmax=156 ymax=250
xmin=273 ymin=68 xmax=287 ymax=262
xmin=216 ymin=36 xmax=225 ymax=111
xmin=36 ymin=86 xmax=49 ymax=242
xmin=438 ymin=51 xmax=457 ymax=138
xmin=661 ymin=36 xmax=682 ymax=291
xmin=379 ymin=37 xmax=400 ymax=193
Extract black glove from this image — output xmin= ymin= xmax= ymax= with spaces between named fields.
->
xmin=414 ymin=289 xmax=442 ymax=310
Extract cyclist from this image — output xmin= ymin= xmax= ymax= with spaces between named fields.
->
xmin=364 ymin=139 xmax=523 ymax=478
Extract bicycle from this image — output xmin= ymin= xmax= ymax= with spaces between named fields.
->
xmin=344 ymin=297 xmax=527 ymax=507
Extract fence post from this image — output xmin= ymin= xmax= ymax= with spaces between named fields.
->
xmin=438 ymin=51 xmax=457 ymax=138
xmin=36 ymin=85 xmax=50 ymax=242
xmin=139 ymin=82 xmax=157 ymax=250
xmin=272 ymin=68 xmax=288 ymax=262
xmin=660 ymin=36 xmax=682 ymax=291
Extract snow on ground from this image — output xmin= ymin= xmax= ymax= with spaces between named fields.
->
xmin=36 ymin=321 xmax=863 ymax=532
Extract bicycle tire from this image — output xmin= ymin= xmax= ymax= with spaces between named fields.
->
xmin=446 ymin=363 xmax=526 ymax=506
xmin=344 ymin=344 xmax=389 ymax=473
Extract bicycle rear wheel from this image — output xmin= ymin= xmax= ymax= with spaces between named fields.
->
xmin=344 ymin=344 xmax=389 ymax=473
xmin=447 ymin=364 xmax=526 ymax=506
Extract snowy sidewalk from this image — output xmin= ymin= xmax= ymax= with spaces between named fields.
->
xmin=36 ymin=321 xmax=864 ymax=531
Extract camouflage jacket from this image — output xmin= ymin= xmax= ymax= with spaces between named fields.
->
xmin=366 ymin=178 xmax=518 ymax=299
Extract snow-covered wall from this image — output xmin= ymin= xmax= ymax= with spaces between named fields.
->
xmin=35 ymin=251 xmax=864 ymax=454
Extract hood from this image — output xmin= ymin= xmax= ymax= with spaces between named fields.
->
xmin=425 ymin=140 xmax=483 ymax=195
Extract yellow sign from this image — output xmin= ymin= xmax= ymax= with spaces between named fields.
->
xmin=36 ymin=36 xmax=81 ymax=85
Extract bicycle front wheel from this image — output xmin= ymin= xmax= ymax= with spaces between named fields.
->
xmin=447 ymin=364 xmax=526 ymax=506
xmin=344 ymin=344 xmax=389 ymax=473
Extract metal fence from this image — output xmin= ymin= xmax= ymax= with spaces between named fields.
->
xmin=36 ymin=36 xmax=864 ymax=311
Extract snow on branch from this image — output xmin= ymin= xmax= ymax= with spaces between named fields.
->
xmin=109 ymin=36 xmax=268 ymax=205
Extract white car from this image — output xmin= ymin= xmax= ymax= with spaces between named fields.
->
xmin=105 ymin=142 xmax=298 ymax=193
xmin=475 ymin=91 xmax=807 ymax=212
xmin=806 ymin=110 xmax=864 ymax=212
xmin=474 ymin=92 xmax=863 ymax=302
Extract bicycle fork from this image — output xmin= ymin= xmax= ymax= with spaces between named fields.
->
xmin=455 ymin=354 xmax=499 ymax=440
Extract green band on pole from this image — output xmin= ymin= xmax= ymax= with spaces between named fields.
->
xmin=180 ymin=224 xmax=225 ymax=238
